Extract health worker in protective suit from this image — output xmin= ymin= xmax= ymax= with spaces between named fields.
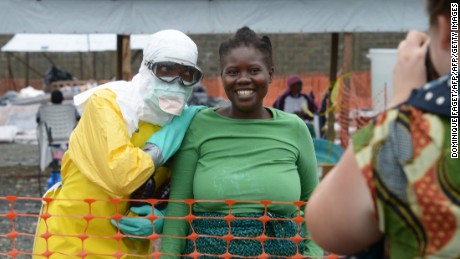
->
xmin=33 ymin=29 xmax=205 ymax=258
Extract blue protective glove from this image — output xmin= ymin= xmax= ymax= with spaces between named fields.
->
xmin=144 ymin=105 xmax=206 ymax=166
xmin=111 ymin=205 xmax=165 ymax=239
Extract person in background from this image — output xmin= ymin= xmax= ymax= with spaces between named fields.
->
xmin=157 ymin=26 xmax=322 ymax=258
xmin=273 ymin=75 xmax=318 ymax=137
xmin=36 ymin=89 xmax=80 ymax=123
xmin=273 ymin=75 xmax=317 ymax=122
xmin=33 ymin=29 xmax=204 ymax=258
xmin=306 ymin=1 xmax=459 ymax=258
xmin=36 ymin=89 xmax=82 ymax=191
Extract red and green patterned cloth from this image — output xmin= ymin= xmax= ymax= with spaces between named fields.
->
xmin=352 ymin=83 xmax=460 ymax=258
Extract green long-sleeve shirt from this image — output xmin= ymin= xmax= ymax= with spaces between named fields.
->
xmin=161 ymin=107 xmax=322 ymax=257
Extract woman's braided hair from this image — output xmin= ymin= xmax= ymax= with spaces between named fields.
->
xmin=219 ymin=26 xmax=273 ymax=71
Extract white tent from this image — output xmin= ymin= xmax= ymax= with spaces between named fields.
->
xmin=1 ymin=34 xmax=151 ymax=52
xmin=0 ymin=0 xmax=429 ymax=83
xmin=0 ymin=0 xmax=430 ymax=141
xmin=0 ymin=0 xmax=428 ymax=34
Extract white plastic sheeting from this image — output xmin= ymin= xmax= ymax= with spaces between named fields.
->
xmin=367 ymin=48 xmax=398 ymax=111
xmin=0 ymin=104 xmax=41 ymax=144
xmin=1 ymin=34 xmax=151 ymax=52
xmin=0 ymin=126 xmax=18 ymax=143
xmin=0 ymin=0 xmax=428 ymax=35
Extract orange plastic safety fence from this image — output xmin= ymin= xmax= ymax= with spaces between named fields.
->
xmin=0 ymin=196 xmax=343 ymax=258
xmin=335 ymin=71 xmax=389 ymax=148
xmin=202 ymin=72 xmax=371 ymax=112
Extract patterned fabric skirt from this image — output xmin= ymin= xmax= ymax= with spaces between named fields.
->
xmin=182 ymin=212 xmax=305 ymax=259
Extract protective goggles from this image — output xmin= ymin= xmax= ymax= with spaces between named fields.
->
xmin=146 ymin=61 xmax=203 ymax=87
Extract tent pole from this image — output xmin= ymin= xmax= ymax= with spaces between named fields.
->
xmin=329 ymin=33 xmax=339 ymax=84
xmin=116 ymin=35 xmax=131 ymax=81
xmin=25 ymin=52 xmax=29 ymax=87
xmin=79 ymin=52 xmax=84 ymax=80
xmin=324 ymin=33 xmax=339 ymax=141
xmin=92 ymin=52 xmax=97 ymax=80
xmin=6 ymin=53 xmax=17 ymax=91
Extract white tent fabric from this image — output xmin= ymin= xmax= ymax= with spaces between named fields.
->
xmin=1 ymin=34 xmax=151 ymax=52
xmin=0 ymin=0 xmax=428 ymax=34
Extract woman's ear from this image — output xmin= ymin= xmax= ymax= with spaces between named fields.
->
xmin=269 ymin=66 xmax=275 ymax=83
xmin=437 ymin=15 xmax=451 ymax=51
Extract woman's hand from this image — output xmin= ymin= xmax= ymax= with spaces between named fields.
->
xmin=389 ymin=30 xmax=430 ymax=108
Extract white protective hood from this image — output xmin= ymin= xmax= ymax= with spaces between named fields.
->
xmin=74 ymin=29 xmax=199 ymax=136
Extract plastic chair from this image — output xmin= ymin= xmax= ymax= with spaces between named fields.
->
xmin=37 ymin=104 xmax=78 ymax=189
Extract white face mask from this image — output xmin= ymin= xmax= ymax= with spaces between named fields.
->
xmin=159 ymin=97 xmax=185 ymax=116
xmin=152 ymin=76 xmax=192 ymax=116
xmin=133 ymin=66 xmax=193 ymax=126
xmin=140 ymin=95 xmax=175 ymax=127
xmin=130 ymin=75 xmax=166 ymax=127
xmin=138 ymin=75 xmax=192 ymax=126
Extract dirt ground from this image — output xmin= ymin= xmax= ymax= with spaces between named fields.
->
xmin=0 ymin=143 xmax=46 ymax=258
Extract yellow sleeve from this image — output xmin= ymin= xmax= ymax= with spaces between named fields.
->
xmin=68 ymin=89 xmax=155 ymax=198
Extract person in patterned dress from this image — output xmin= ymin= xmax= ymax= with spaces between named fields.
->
xmin=306 ymin=0 xmax=459 ymax=258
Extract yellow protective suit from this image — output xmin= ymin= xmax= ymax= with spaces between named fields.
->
xmin=33 ymin=89 xmax=170 ymax=258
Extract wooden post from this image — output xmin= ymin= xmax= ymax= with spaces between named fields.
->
xmin=79 ymin=52 xmax=84 ymax=79
xmin=6 ymin=53 xmax=17 ymax=91
xmin=339 ymin=33 xmax=353 ymax=148
xmin=324 ymin=33 xmax=339 ymax=141
xmin=25 ymin=52 xmax=29 ymax=87
xmin=92 ymin=52 xmax=97 ymax=80
xmin=329 ymin=33 xmax=339 ymax=84
xmin=116 ymin=35 xmax=131 ymax=81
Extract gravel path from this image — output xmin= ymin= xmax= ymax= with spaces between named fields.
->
xmin=0 ymin=143 xmax=46 ymax=258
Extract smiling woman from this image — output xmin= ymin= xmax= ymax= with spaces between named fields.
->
xmin=160 ymin=26 xmax=323 ymax=258
xmin=217 ymin=27 xmax=274 ymax=120
xmin=219 ymin=45 xmax=272 ymax=119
